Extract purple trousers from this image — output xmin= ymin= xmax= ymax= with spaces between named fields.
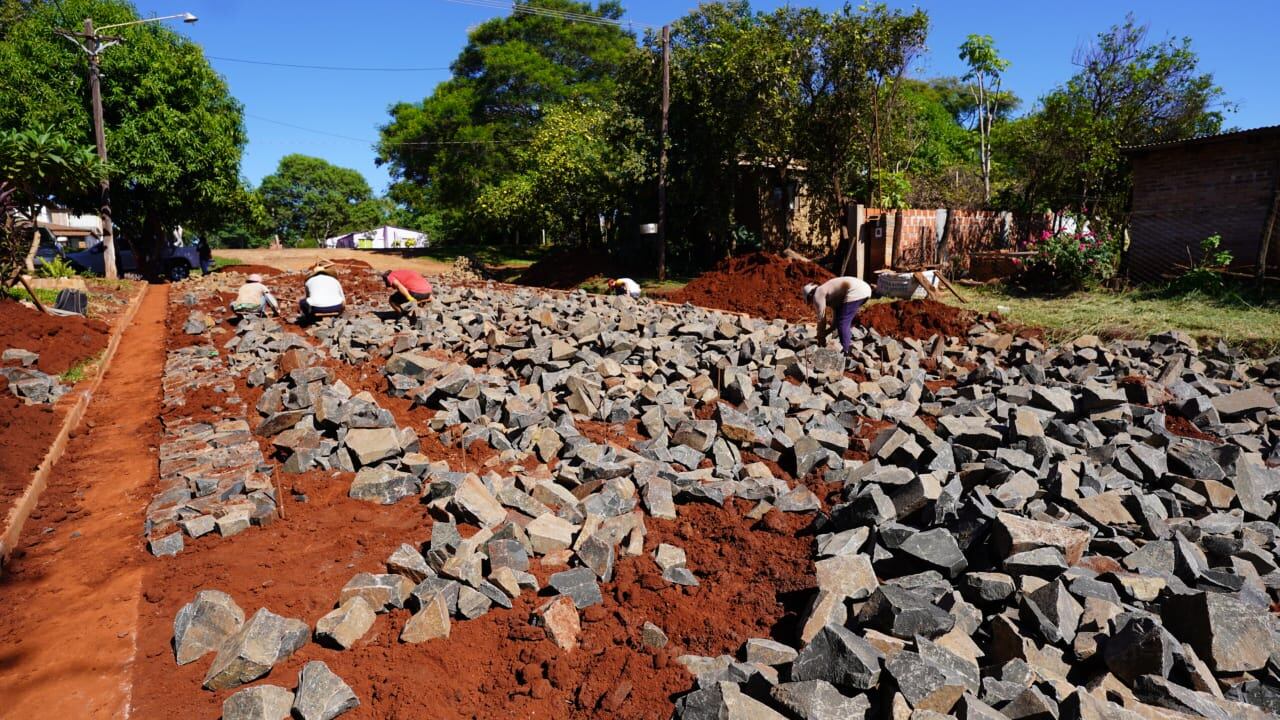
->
xmin=833 ymin=299 xmax=865 ymax=352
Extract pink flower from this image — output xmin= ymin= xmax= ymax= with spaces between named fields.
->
xmin=1011 ymin=258 xmax=1022 ymax=266
xmin=1079 ymin=244 xmax=1086 ymax=251
xmin=1040 ymin=230 xmax=1052 ymax=241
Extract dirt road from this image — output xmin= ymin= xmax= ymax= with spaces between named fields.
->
xmin=214 ymin=248 xmax=452 ymax=275
xmin=0 ymin=284 xmax=168 ymax=719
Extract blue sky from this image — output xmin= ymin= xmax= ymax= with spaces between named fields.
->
xmin=136 ymin=0 xmax=1279 ymax=192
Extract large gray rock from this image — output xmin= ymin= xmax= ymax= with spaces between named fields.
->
xmin=221 ymin=684 xmax=294 ymax=720
xmin=1211 ymin=386 xmax=1276 ymax=418
xmin=314 ymin=597 xmax=376 ymax=650
xmin=884 ymin=650 xmax=967 ymax=714
xmin=173 ymin=589 xmax=245 ymax=665
xmin=343 ymin=427 xmax=402 ymax=466
xmin=292 ymin=661 xmax=359 ymax=720
xmin=348 ymin=466 xmax=420 ymax=504
xmin=770 ymin=680 xmax=870 ymax=720
xmin=203 ymin=608 xmax=309 ymax=691
xmin=857 ymin=585 xmax=954 ymax=639
xmin=1164 ymin=591 xmax=1277 ymax=672
xmin=791 ymin=624 xmax=883 ymax=692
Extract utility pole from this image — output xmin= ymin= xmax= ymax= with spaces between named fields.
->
xmin=84 ymin=18 xmax=118 ymax=280
xmin=657 ymin=24 xmax=670 ymax=282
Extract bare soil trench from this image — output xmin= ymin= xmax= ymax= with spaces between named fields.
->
xmin=0 ymin=284 xmax=168 ymax=719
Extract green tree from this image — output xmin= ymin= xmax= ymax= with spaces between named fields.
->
xmin=475 ymin=101 xmax=646 ymax=245
xmin=377 ymin=0 xmax=638 ymax=242
xmin=0 ymin=126 xmax=107 ymax=274
xmin=959 ymin=34 xmax=1010 ymax=202
xmin=257 ymin=154 xmax=381 ymax=244
xmin=0 ymin=0 xmax=246 ymax=273
xmin=998 ymin=16 xmax=1227 ymax=227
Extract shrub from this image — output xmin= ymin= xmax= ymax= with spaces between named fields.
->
xmin=1167 ymin=233 xmax=1233 ymax=296
xmin=1010 ymin=226 xmax=1118 ymax=293
xmin=36 ymin=256 xmax=77 ymax=279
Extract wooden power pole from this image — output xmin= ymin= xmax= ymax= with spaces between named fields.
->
xmin=68 ymin=18 xmax=119 ymax=280
xmin=657 ymin=24 xmax=670 ymax=282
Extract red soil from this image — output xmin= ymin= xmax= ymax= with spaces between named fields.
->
xmin=858 ymin=298 xmax=978 ymax=341
xmin=0 ymin=299 xmax=110 ymax=374
xmin=668 ymin=252 xmax=833 ymax=322
xmin=516 ymin=249 xmax=620 ymax=290
xmin=329 ymin=258 xmax=374 ymax=270
xmin=0 ymin=284 xmax=169 ymax=718
xmin=218 ymin=263 xmax=284 ymax=277
xmin=1164 ymin=413 xmax=1222 ymax=444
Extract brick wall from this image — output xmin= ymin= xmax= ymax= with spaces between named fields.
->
xmin=864 ymin=208 xmax=1043 ymax=275
xmin=1127 ymin=131 xmax=1280 ymax=284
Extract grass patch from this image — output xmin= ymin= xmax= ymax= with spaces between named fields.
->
xmin=5 ymin=286 xmax=60 ymax=306
xmin=60 ymin=351 xmax=104 ymax=384
xmin=952 ymin=284 xmax=1280 ymax=356
xmin=213 ymin=256 xmax=243 ymax=270
xmin=578 ymin=276 xmax=690 ymax=295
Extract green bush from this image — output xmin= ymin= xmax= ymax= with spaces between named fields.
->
xmin=36 ymin=256 xmax=77 ymax=279
xmin=1010 ymin=227 xmax=1118 ymax=293
xmin=1167 ymin=234 xmax=1233 ymax=296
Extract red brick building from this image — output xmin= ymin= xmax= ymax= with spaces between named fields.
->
xmin=1124 ymin=126 xmax=1280 ymax=284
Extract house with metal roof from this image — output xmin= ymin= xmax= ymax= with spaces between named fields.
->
xmin=1122 ymin=125 xmax=1280 ymax=284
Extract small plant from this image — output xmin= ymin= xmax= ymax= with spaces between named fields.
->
xmin=36 ymin=255 xmax=77 ymax=279
xmin=731 ymin=225 xmax=760 ymax=254
xmin=1168 ymin=233 xmax=1234 ymax=296
xmin=1010 ymin=226 xmax=1119 ymax=294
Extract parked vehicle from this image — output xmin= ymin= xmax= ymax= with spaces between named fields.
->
xmin=66 ymin=241 xmax=199 ymax=281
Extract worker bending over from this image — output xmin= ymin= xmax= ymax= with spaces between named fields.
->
xmin=383 ymin=269 xmax=433 ymax=313
xmin=803 ymin=276 xmax=872 ymax=353
xmin=300 ymin=262 xmax=345 ymax=319
xmin=230 ymin=273 xmax=280 ymax=317
xmin=607 ymin=277 xmax=641 ymax=298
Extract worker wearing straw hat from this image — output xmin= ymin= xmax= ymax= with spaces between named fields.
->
xmin=229 ymin=273 xmax=280 ymax=317
xmin=803 ymin=276 xmax=872 ymax=354
xmin=300 ymin=261 xmax=345 ymax=319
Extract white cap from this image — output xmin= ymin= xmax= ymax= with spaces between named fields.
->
xmin=802 ymin=283 xmax=818 ymax=303
xmin=247 ymin=273 xmax=263 ymax=283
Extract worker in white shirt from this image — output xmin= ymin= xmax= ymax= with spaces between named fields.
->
xmin=802 ymin=276 xmax=873 ymax=353
xmin=229 ymin=273 xmax=280 ymax=316
xmin=607 ymin=277 xmax=642 ymax=298
xmin=299 ymin=261 xmax=346 ymax=319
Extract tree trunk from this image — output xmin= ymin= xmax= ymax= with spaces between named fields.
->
xmin=23 ymin=207 xmax=40 ymax=273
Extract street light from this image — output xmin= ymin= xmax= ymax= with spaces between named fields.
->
xmin=57 ymin=12 xmax=198 ymax=279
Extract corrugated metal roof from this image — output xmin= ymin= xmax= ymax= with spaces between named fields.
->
xmin=1121 ymin=124 xmax=1280 ymax=153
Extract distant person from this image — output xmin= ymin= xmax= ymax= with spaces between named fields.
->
xmin=382 ymin=269 xmax=433 ymax=313
xmin=229 ymin=273 xmax=280 ymax=317
xmin=803 ymin=276 xmax=873 ymax=354
xmin=300 ymin=262 xmax=345 ymax=319
xmin=607 ymin=277 xmax=641 ymax=298
xmin=196 ymin=237 xmax=213 ymax=274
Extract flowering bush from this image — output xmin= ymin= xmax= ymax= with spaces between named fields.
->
xmin=1011 ymin=227 xmax=1119 ymax=293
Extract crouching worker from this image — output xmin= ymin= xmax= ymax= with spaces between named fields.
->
xmin=803 ymin=276 xmax=872 ymax=354
xmin=607 ymin=277 xmax=641 ymax=298
xmin=229 ymin=273 xmax=280 ymax=317
xmin=383 ymin=268 xmax=432 ymax=313
xmin=299 ymin=262 xmax=345 ymax=319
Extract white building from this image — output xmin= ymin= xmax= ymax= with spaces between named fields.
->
xmin=36 ymin=207 xmax=103 ymax=250
xmin=325 ymin=225 xmax=429 ymax=250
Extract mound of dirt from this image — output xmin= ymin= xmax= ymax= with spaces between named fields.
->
xmin=0 ymin=300 xmax=110 ymax=375
xmin=515 ymin=249 xmax=620 ymax=290
xmin=858 ymin=298 xmax=978 ymax=341
xmin=668 ymin=252 xmax=833 ymax=322
xmin=216 ymin=263 xmax=284 ymax=277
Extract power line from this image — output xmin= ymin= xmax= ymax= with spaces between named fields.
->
xmin=244 ymin=113 xmax=532 ymax=147
xmin=208 ymin=55 xmax=450 ymax=72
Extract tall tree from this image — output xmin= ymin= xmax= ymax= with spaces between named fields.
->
xmin=377 ymin=0 xmax=638 ymax=241
xmin=257 ymin=154 xmax=382 ymax=244
xmin=958 ymin=34 xmax=1009 ymax=202
xmin=998 ymin=16 xmax=1227 ymax=226
xmin=0 ymin=0 xmax=246 ymax=268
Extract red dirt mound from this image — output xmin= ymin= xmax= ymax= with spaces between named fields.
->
xmin=0 ymin=299 xmax=110 ymax=375
xmin=858 ymin=298 xmax=977 ymax=341
xmin=668 ymin=252 xmax=833 ymax=322
xmin=218 ymin=263 xmax=284 ymax=277
xmin=516 ymin=249 xmax=620 ymax=290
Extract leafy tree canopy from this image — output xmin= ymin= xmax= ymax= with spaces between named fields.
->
xmin=0 ymin=0 xmax=246 ymax=246
xmin=377 ymin=0 xmax=639 ymax=240
xmin=257 ymin=154 xmax=384 ymax=244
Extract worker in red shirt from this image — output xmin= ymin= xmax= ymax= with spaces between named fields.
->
xmin=383 ymin=269 xmax=433 ymax=313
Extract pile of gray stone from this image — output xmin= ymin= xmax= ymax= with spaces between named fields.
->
xmin=147 ymin=343 xmax=277 ymax=556
xmin=169 ymin=274 xmax=1280 ymax=717
xmin=172 ymin=589 xmax=359 ymax=719
xmin=1 ymin=348 xmax=68 ymax=403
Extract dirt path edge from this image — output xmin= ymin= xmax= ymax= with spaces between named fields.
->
xmin=0 ymin=283 xmax=148 ymax=571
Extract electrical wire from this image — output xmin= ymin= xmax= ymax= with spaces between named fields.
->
xmin=208 ymin=55 xmax=451 ymax=72
xmin=244 ymin=113 xmax=532 ymax=147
